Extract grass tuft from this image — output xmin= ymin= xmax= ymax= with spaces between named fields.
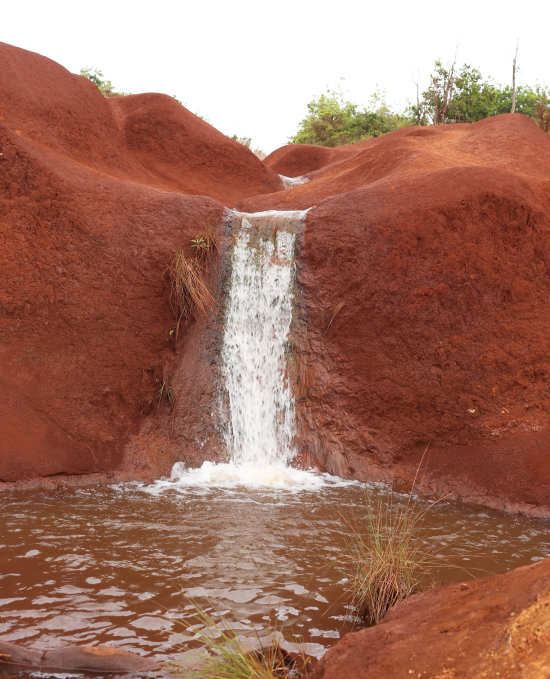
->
xmin=166 ymin=252 xmax=216 ymax=342
xmin=171 ymin=601 xmax=309 ymax=678
xmin=335 ymin=485 xmax=447 ymax=626
xmin=156 ymin=372 xmax=176 ymax=409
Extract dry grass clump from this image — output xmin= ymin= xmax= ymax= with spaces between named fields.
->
xmin=155 ymin=373 xmax=176 ymax=409
xmin=336 ymin=486 xmax=446 ymax=626
xmin=172 ymin=602 xmax=309 ymax=679
xmin=166 ymin=252 xmax=216 ymax=340
xmin=165 ymin=225 xmax=219 ymax=343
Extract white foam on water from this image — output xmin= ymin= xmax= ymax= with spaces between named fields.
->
xmin=145 ymin=461 xmax=355 ymax=493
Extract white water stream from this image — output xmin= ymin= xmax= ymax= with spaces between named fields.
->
xmin=222 ymin=218 xmax=295 ymax=466
xmin=168 ymin=210 xmax=317 ymax=489
xmin=280 ymin=174 xmax=309 ymax=190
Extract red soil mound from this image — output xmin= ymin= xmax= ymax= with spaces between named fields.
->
xmin=109 ymin=94 xmax=283 ymax=206
xmin=0 ymin=41 xmax=281 ymax=208
xmin=315 ymin=557 xmax=550 ymax=678
xmin=263 ymin=143 xmax=362 ymax=177
xmin=243 ymin=115 xmax=550 ymax=515
xmin=0 ymin=41 xmax=282 ymax=484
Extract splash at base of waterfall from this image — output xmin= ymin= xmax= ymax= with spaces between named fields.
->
xmin=145 ymin=461 xmax=357 ymax=493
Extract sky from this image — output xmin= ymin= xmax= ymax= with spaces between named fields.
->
xmin=2 ymin=0 xmax=548 ymax=154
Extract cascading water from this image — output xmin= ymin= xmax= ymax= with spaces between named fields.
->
xmin=169 ymin=209 xmax=321 ymax=487
xmin=280 ymin=174 xmax=309 ymax=190
xmin=222 ymin=217 xmax=296 ymax=466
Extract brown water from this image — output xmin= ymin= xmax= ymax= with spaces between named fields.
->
xmin=1 ymin=475 xmax=550 ymax=671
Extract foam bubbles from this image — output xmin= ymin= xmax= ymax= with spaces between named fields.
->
xmin=146 ymin=461 xmax=356 ymax=494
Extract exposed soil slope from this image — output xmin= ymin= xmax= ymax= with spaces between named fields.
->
xmin=0 ymin=42 xmax=281 ymax=209
xmin=240 ymin=117 xmax=550 ymax=211
xmin=241 ymin=116 xmax=550 ymax=516
xmin=109 ymin=94 xmax=283 ymax=205
xmin=0 ymin=41 xmax=282 ymax=484
xmin=315 ymin=557 xmax=550 ymax=679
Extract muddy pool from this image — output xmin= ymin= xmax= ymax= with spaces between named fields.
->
xmin=1 ymin=471 xmax=550 ymax=671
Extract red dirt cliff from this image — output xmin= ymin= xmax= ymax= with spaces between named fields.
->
xmin=0 ymin=42 xmax=281 ymax=484
xmin=240 ymin=116 xmax=550 ymax=516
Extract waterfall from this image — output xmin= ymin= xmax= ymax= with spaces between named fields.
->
xmin=222 ymin=211 xmax=304 ymax=467
xmin=168 ymin=209 xmax=324 ymax=487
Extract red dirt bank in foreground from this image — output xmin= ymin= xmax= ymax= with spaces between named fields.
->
xmin=314 ymin=558 xmax=550 ymax=679
xmin=3 ymin=42 xmax=550 ymax=519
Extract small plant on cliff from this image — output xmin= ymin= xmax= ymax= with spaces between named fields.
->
xmin=336 ymin=481 xmax=446 ymax=626
xmin=156 ymin=373 xmax=176 ymax=409
xmin=79 ymin=66 xmax=131 ymax=97
xmin=171 ymin=601 xmax=310 ymax=678
xmin=191 ymin=224 xmax=219 ymax=272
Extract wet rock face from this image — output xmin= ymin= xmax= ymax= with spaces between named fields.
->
xmin=0 ymin=640 xmax=158 ymax=673
xmin=314 ymin=557 xmax=550 ymax=679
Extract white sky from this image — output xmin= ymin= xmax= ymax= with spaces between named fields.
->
xmin=2 ymin=0 xmax=548 ymax=153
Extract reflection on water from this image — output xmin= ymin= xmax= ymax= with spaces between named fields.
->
xmin=1 ymin=476 xmax=550 ymax=666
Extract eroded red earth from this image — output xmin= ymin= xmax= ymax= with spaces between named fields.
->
xmin=315 ymin=558 xmax=550 ymax=679
xmin=2 ymin=42 xmax=550 ymax=522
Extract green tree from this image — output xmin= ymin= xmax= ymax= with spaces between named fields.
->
xmin=79 ymin=67 xmax=130 ymax=97
xmin=423 ymin=59 xmax=458 ymax=124
xmin=492 ymin=84 xmax=538 ymax=117
xmin=289 ymin=87 xmax=358 ymax=146
xmin=290 ymin=85 xmax=410 ymax=147
xmin=452 ymin=65 xmax=498 ymax=122
xmin=413 ymin=59 xmax=549 ymax=132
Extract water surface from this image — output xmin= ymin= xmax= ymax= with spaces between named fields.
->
xmin=2 ymin=474 xmax=550 ymax=667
